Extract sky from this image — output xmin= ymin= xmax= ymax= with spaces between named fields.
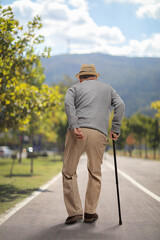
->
xmin=1 ymin=0 xmax=160 ymax=57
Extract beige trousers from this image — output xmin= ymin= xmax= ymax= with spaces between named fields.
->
xmin=62 ymin=128 xmax=108 ymax=217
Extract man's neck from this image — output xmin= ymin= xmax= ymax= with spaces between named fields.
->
xmin=80 ymin=78 xmax=97 ymax=83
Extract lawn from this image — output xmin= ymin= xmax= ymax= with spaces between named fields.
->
xmin=0 ymin=155 xmax=63 ymax=215
xmin=108 ymin=148 xmax=160 ymax=161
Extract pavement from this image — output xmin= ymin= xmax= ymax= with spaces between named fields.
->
xmin=0 ymin=153 xmax=160 ymax=240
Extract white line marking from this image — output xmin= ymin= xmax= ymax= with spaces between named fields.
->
xmin=105 ymin=161 xmax=160 ymax=203
xmin=0 ymin=172 xmax=61 ymax=225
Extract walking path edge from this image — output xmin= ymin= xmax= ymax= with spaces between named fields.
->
xmin=0 ymin=172 xmax=61 ymax=225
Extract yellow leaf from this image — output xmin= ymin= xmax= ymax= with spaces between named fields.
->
xmin=6 ymin=100 xmax=10 ymax=104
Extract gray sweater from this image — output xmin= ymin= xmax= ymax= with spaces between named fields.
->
xmin=65 ymin=79 xmax=125 ymax=136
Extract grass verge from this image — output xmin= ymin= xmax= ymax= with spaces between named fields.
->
xmin=108 ymin=149 xmax=160 ymax=161
xmin=0 ymin=155 xmax=63 ymax=215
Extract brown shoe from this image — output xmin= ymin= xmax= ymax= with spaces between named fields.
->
xmin=84 ymin=212 xmax=98 ymax=223
xmin=65 ymin=215 xmax=83 ymax=224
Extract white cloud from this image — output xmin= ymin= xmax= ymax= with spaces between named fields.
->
xmin=3 ymin=0 xmax=125 ymax=55
xmin=68 ymin=33 xmax=160 ymax=57
xmin=128 ymin=33 xmax=160 ymax=57
xmin=2 ymin=0 xmax=160 ymax=57
xmin=136 ymin=2 xmax=160 ymax=19
xmin=102 ymin=33 xmax=160 ymax=57
xmin=104 ymin=0 xmax=160 ymax=19
xmin=104 ymin=0 xmax=158 ymax=4
xmin=68 ymin=0 xmax=88 ymax=9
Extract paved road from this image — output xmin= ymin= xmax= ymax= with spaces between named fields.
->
xmin=0 ymin=154 xmax=160 ymax=240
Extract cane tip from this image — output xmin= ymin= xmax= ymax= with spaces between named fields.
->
xmin=119 ymin=220 xmax=123 ymax=225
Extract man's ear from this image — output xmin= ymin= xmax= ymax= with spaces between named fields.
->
xmin=79 ymin=77 xmax=82 ymax=82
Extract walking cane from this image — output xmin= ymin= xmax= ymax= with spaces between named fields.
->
xmin=112 ymin=138 xmax=123 ymax=225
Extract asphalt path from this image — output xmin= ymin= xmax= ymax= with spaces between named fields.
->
xmin=0 ymin=153 xmax=160 ymax=240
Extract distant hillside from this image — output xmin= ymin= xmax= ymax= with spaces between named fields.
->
xmin=42 ymin=53 xmax=160 ymax=117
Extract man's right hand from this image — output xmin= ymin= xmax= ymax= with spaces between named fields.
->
xmin=110 ymin=131 xmax=120 ymax=141
xmin=73 ymin=128 xmax=84 ymax=140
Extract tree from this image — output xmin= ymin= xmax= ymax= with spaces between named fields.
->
xmin=150 ymin=101 xmax=160 ymax=159
xmin=0 ymin=5 xmax=51 ymax=132
xmin=38 ymin=84 xmax=68 ymax=153
xmin=0 ymin=5 xmax=62 ymax=173
xmin=128 ymin=113 xmax=146 ymax=157
xmin=151 ymin=101 xmax=160 ymax=118
xmin=134 ymin=114 xmax=152 ymax=159
xmin=116 ymin=117 xmax=130 ymax=154
xmin=147 ymin=117 xmax=160 ymax=160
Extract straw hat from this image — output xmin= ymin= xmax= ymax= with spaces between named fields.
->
xmin=75 ymin=64 xmax=100 ymax=79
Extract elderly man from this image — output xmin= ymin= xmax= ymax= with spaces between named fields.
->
xmin=62 ymin=64 xmax=125 ymax=224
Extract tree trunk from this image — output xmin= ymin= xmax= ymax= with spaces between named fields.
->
xmin=153 ymin=118 xmax=159 ymax=160
xmin=10 ymin=157 xmax=16 ymax=177
xmin=129 ymin=150 xmax=132 ymax=157
xmin=139 ymin=140 xmax=142 ymax=158
xmin=19 ymin=132 xmax=24 ymax=163
xmin=153 ymin=147 xmax=156 ymax=160
xmin=145 ymin=138 xmax=148 ymax=159
xmin=31 ymin=158 xmax=33 ymax=174
xmin=128 ymin=146 xmax=132 ymax=157
xmin=30 ymin=133 xmax=34 ymax=174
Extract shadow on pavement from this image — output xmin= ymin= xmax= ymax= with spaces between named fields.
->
xmin=5 ymin=173 xmax=42 ymax=177
xmin=26 ymin=222 xmax=121 ymax=240
xmin=0 ymin=184 xmax=53 ymax=203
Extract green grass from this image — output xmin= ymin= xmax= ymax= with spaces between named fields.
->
xmin=0 ymin=155 xmax=63 ymax=215
xmin=108 ymin=149 xmax=160 ymax=161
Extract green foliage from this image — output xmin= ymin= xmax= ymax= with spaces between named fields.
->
xmin=116 ymin=112 xmax=160 ymax=159
xmin=38 ymin=84 xmax=68 ymax=151
xmin=151 ymin=101 xmax=160 ymax=118
xmin=128 ymin=113 xmax=147 ymax=141
xmin=148 ymin=118 xmax=160 ymax=149
xmin=0 ymin=5 xmax=61 ymax=134
xmin=117 ymin=117 xmax=130 ymax=149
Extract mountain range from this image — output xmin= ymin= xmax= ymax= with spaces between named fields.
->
xmin=42 ymin=53 xmax=160 ymax=117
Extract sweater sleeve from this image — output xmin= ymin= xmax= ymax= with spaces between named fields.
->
xmin=65 ymin=86 xmax=80 ymax=130
xmin=111 ymin=87 xmax=125 ymax=133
